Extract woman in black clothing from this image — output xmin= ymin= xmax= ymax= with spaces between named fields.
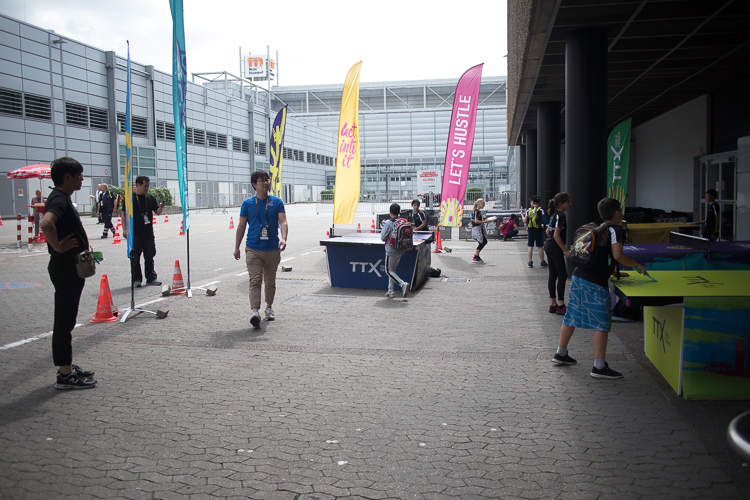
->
xmin=544 ymin=193 xmax=571 ymax=315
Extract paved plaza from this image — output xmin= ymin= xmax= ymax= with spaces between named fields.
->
xmin=0 ymin=204 xmax=749 ymax=499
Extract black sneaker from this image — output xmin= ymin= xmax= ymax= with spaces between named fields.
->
xmin=146 ymin=280 xmax=162 ymax=286
xmin=552 ymin=353 xmax=577 ymax=365
xmin=540 ymin=260 xmax=548 ymax=267
xmin=590 ymin=363 xmax=623 ymax=379
xmin=55 ymin=371 xmax=97 ymax=390
xmin=133 ymin=281 xmax=142 ymax=288
xmin=72 ymin=364 xmax=94 ymax=378
xmin=528 ymin=260 xmax=533 ymax=268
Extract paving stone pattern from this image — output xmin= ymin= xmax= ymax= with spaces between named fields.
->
xmin=0 ymin=206 xmax=748 ymax=499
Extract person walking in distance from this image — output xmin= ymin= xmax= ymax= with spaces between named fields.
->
xmin=471 ymin=198 xmax=490 ymax=262
xmin=122 ymin=176 xmax=165 ymax=287
xmin=95 ymin=183 xmax=104 ymax=224
xmin=380 ymin=203 xmax=411 ymax=298
xmin=521 ymin=195 xmax=547 ymax=268
xmin=99 ymin=183 xmax=116 ymax=238
xmin=40 ymin=157 xmax=97 ymax=389
xmin=234 ymin=170 xmax=288 ymax=329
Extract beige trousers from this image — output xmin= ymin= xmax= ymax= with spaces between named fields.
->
xmin=245 ymin=246 xmax=281 ymax=310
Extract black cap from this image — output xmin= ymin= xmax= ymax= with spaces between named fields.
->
xmin=530 ymin=195 xmax=541 ymax=203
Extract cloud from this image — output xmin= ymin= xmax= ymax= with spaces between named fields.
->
xmin=3 ymin=0 xmax=508 ymax=85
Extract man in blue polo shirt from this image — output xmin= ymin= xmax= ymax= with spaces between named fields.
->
xmin=233 ymin=170 xmax=288 ymax=329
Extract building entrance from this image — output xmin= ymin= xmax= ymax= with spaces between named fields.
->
xmin=698 ymin=153 xmax=736 ymax=241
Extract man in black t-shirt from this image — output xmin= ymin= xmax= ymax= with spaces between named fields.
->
xmin=121 ymin=176 xmax=165 ymax=287
xmin=41 ymin=157 xmax=97 ymax=390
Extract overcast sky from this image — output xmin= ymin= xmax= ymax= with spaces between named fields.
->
xmin=2 ymin=0 xmax=508 ymax=87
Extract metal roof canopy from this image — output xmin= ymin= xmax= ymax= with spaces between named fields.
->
xmin=508 ymin=0 xmax=750 ymax=146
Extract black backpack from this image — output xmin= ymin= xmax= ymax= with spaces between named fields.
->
xmin=568 ymin=222 xmax=610 ymax=269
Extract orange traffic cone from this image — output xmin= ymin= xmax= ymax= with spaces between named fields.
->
xmin=164 ymin=213 xmax=169 ymax=223
xmin=90 ymin=274 xmax=118 ymax=323
xmin=357 ymin=223 xmax=361 ymax=233
xmin=152 ymin=215 xmax=157 ymax=225
xmin=433 ymin=228 xmax=443 ymax=253
xmin=0 ymin=214 xmax=4 ymax=226
xmin=229 ymin=217 xmax=234 ymax=229
xmin=116 ymin=216 xmax=122 ymax=229
xmin=170 ymin=260 xmax=187 ymax=295
xmin=370 ymin=220 xmax=376 ymax=233
xmin=179 ymin=221 xmax=184 ymax=236
xmin=112 ymin=229 xmax=122 ymax=244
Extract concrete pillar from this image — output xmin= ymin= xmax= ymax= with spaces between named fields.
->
xmin=525 ymin=129 xmax=537 ymax=207
xmin=537 ymin=101 xmax=561 ymax=205
xmin=519 ymin=145 xmax=527 ymax=207
xmin=565 ymin=28 xmax=608 ymax=238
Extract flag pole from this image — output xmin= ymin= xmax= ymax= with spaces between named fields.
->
xmin=185 ymin=156 xmax=192 ymax=297
xmin=120 ymin=40 xmax=159 ymax=322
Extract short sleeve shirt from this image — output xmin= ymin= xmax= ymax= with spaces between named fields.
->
xmin=44 ymin=188 xmax=89 ymax=260
xmin=500 ymin=218 xmax=517 ymax=235
xmin=413 ymin=210 xmax=428 ymax=230
xmin=705 ymin=202 xmax=719 ymax=234
xmin=545 ymin=212 xmax=567 ymax=253
xmin=123 ymin=193 xmax=159 ymax=238
xmin=240 ymin=195 xmax=286 ymax=251
xmin=573 ymin=224 xmax=626 ymax=287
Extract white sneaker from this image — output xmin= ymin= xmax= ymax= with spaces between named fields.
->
xmin=402 ymin=282 xmax=410 ymax=298
xmin=385 ymin=290 xmax=395 ymax=298
xmin=264 ymin=307 xmax=275 ymax=321
xmin=250 ymin=311 xmax=261 ymax=328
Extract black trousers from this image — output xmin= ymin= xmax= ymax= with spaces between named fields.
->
xmin=101 ymin=207 xmax=113 ymax=233
xmin=546 ymin=249 xmax=568 ymax=301
xmin=131 ymin=235 xmax=157 ymax=283
xmin=48 ymin=258 xmax=85 ymax=367
xmin=476 ymin=234 xmax=488 ymax=251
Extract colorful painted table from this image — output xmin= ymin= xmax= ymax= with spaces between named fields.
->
xmin=625 ymin=222 xmax=699 ymax=244
xmin=613 ymin=271 xmax=750 ymax=399
xmin=320 ymin=232 xmax=434 ymax=291
xmin=620 ymin=241 xmax=750 ymax=271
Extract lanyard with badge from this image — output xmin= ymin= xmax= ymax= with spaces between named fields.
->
xmin=255 ymin=196 xmax=270 ymax=240
xmin=135 ymin=194 xmax=151 ymax=226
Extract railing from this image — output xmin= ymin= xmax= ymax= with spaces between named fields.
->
xmin=316 ymin=192 xmax=518 ymax=215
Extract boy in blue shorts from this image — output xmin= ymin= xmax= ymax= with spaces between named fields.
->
xmin=551 ymin=198 xmax=648 ymax=379
xmin=521 ymin=195 xmax=547 ymax=268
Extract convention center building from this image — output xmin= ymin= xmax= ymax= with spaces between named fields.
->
xmin=0 ymin=12 xmax=511 ymax=217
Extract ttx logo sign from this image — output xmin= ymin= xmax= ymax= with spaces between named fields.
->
xmin=652 ymin=316 xmax=671 ymax=353
xmin=684 ymin=275 xmax=724 ymax=289
xmin=350 ymin=260 xmax=383 ymax=278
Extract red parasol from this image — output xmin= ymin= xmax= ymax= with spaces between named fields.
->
xmin=6 ymin=163 xmax=52 ymax=180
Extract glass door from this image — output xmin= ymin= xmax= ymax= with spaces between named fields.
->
xmin=700 ymin=154 xmax=736 ymax=241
